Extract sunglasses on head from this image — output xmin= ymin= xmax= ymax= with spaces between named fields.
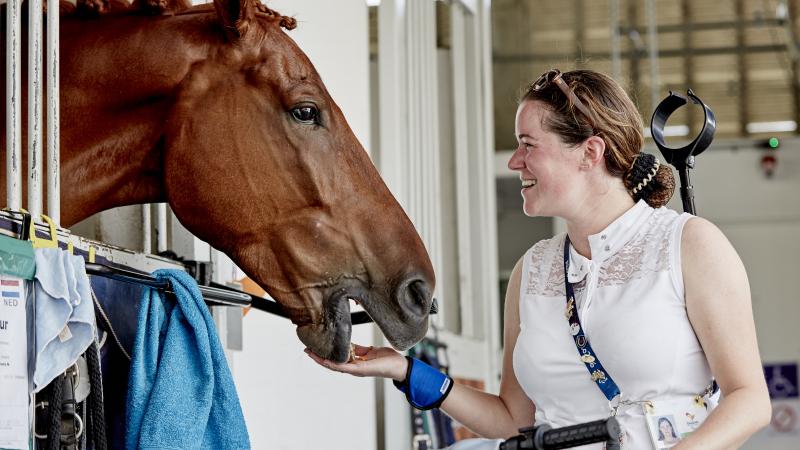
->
xmin=531 ymin=69 xmax=597 ymax=130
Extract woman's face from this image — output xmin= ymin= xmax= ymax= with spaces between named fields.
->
xmin=508 ymin=100 xmax=583 ymax=218
xmin=659 ymin=419 xmax=674 ymax=437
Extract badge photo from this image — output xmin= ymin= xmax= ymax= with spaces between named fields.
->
xmin=643 ymin=397 xmax=711 ymax=449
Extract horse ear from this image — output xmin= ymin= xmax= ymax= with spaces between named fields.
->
xmin=213 ymin=0 xmax=256 ymax=40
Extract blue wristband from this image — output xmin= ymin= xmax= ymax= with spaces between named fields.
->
xmin=393 ymin=356 xmax=453 ymax=410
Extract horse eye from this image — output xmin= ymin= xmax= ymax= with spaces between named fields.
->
xmin=291 ymin=106 xmax=319 ymax=124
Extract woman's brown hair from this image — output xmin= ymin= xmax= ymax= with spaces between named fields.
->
xmin=520 ymin=69 xmax=674 ymax=208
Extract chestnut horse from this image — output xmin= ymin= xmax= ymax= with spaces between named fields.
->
xmin=1 ymin=0 xmax=434 ymax=363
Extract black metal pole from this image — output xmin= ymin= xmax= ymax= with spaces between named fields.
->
xmin=678 ymin=167 xmax=696 ymax=215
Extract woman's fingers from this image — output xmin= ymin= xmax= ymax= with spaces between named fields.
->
xmin=304 ymin=348 xmax=330 ymax=367
xmin=303 ymin=343 xmax=408 ymax=380
xmin=353 ymin=344 xmax=374 ymax=358
xmin=304 ymin=348 xmax=368 ymax=374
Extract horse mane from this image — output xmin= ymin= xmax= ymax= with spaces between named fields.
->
xmin=253 ymin=2 xmax=296 ymax=30
xmin=60 ymin=0 xmax=296 ymax=30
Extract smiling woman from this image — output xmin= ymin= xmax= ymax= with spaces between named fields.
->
xmin=310 ymin=68 xmax=770 ymax=450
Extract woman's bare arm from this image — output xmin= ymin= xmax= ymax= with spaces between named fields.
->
xmin=439 ymin=257 xmax=535 ymax=438
xmin=306 ymin=257 xmax=535 ymax=439
xmin=674 ymin=217 xmax=771 ymax=449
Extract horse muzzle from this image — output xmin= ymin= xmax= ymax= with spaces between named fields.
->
xmin=373 ymin=275 xmax=432 ymax=350
xmin=296 ymin=289 xmax=355 ymax=363
xmin=296 ymin=275 xmax=433 ymax=363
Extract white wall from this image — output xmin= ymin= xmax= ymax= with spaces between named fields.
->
xmin=227 ymin=2 xmax=377 ymax=450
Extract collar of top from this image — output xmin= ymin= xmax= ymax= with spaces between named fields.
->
xmin=566 ymin=200 xmax=654 ymax=283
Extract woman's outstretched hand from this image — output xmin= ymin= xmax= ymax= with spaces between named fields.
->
xmin=305 ymin=344 xmax=409 ymax=382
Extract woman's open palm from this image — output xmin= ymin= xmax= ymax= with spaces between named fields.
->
xmin=305 ymin=344 xmax=408 ymax=381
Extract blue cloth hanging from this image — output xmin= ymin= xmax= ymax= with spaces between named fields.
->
xmin=125 ymin=269 xmax=250 ymax=450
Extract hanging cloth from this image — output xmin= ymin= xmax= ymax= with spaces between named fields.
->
xmin=33 ymin=249 xmax=97 ymax=392
xmin=125 ymin=269 xmax=249 ymax=450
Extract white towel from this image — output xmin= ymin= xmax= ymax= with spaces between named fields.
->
xmin=32 ymin=248 xmax=96 ymax=392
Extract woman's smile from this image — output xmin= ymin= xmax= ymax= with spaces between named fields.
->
xmin=521 ymin=178 xmax=537 ymax=191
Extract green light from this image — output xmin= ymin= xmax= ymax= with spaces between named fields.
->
xmin=769 ymin=137 xmax=780 ymax=149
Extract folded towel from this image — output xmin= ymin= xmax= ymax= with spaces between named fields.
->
xmin=33 ymin=248 xmax=96 ymax=391
xmin=125 ymin=269 xmax=249 ymax=450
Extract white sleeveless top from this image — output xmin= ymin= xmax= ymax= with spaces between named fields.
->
xmin=512 ymin=201 xmax=713 ymax=449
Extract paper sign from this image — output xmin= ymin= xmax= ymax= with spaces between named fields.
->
xmin=0 ymin=276 xmax=30 ymax=449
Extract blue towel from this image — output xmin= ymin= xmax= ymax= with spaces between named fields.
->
xmin=125 ymin=269 xmax=250 ymax=450
xmin=32 ymin=248 xmax=96 ymax=391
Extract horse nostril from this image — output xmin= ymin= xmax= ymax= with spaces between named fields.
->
xmin=397 ymin=279 xmax=432 ymax=319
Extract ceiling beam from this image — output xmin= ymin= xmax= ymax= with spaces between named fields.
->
xmin=493 ymin=44 xmax=788 ymax=64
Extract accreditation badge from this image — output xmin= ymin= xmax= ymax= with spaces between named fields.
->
xmin=0 ymin=275 xmax=30 ymax=449
xmin=643 ymin=396 xmax=710 ymax=449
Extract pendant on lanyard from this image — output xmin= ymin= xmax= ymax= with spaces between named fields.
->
xmin=563 ymin=236 xmax=621 ymax=403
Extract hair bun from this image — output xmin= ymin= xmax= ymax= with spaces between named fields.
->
xmin=625 ymin=153 xmax=675 ymax=207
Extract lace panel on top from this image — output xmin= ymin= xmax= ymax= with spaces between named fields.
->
xmin=525 ymin=236 xmax=565 ymax=297
xmin=597 ymin=208 xmax=672 ymax=287
xmin=525 ymin=208 xmax=675 ymax=297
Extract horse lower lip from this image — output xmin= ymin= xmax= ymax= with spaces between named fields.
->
xmin=297 ymin=321 xmax=353 ymax=363
xmin=296 ymin=295 xmax=354 ymax=362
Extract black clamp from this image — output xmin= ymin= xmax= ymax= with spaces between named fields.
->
xmin=650 ymin=89 xmax=716 ymax=214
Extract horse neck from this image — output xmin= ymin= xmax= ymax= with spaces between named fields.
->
xmin=53 ymin=14 xmax=211 ymax=225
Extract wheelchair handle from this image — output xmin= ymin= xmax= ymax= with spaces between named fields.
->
xmin=499 ymin=417 xmax=621 ymax=450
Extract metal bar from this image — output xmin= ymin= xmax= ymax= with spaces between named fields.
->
xmin=85 ymin=262 xmax=252 ymax=307
xmin=142 ymin=204 xmax=151 ymax=252
xmin=575 ymin=0 xmax=585 ymax=67
xmin=628 ymin=0 xmax=641 ymax=105
xmin=610 ymin=0 xmax=622 ymax=81
xmin=425 ymin=0 xmax=442 ymax=331
xmin=781 ymin=0 xmax=799 ymax=62
xmin=455 ymin=0 xmax=477 ymax=15
xmin=786 ymin=0 xmax=800 ymax=134
xmin=451 ymin=2 xmax=469 ymax=334
xmin=407 ymin=1 xmax=418 ymax=227
xmin=493 ymin=44 xmax=789 ymax=63
xmin=736 ymin=0 xmax=748 ymax=136
xmin=681 ymin=0 xmax=695 ymax=137
xmin=46 ymin=0 xmax=60 ymax=223
xmin=6 ymin=0 xmax=22 ymax=210
xmin=620 ymin=17 xmax=784 ymax=34
xmin=157 ymin=203 xmax=167 ymax=252
xmin=645 ymin=0 xmax=661 ymax=114
xmin=28 ymin=0 xmax=44 ymax=220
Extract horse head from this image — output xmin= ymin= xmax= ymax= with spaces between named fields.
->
xmin=160 ymin=0 xmax=435 ymax=362
xmin=2 ymin=0 xmax=435 ymax=363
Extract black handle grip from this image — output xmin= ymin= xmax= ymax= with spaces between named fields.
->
xmin=541 ymin=418 xmax=620 ymax=449
xmin=500 ymin=418 xmax=620 ymax=450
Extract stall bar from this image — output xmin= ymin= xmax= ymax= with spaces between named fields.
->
xmin=6 ymin=0 xmax=59 ymax=222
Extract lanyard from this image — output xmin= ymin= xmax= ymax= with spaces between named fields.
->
xmin=563 ymin=237 xmax=621 ymax=402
